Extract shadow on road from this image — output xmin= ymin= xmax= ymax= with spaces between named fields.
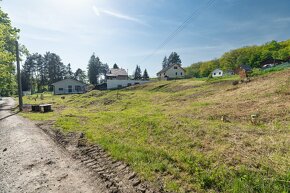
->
xmin=0 ymin=111 xmax=20 ymax=121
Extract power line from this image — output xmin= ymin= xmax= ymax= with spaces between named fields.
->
xmin=139 ymin=0 xmax=216 ymax=65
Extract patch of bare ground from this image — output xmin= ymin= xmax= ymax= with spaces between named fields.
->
xmin=36 ymin=121 xmax=166 ymax=193
xmin=188 ymin=70 xmax=290 ymax=123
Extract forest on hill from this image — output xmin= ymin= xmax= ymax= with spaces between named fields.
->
xmin=185 ymin=40 xmax=290 ymax=78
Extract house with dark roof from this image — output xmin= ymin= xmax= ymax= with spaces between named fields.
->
xmin=260 ymin=58 xmax=284 ymax=69
xmin=157 ymin=64 xmax=185 ymax=80
xmin=235 ymin=65 xmax=252 ymax=79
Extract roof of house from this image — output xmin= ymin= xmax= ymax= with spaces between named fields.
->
xmin=51 ymin=78 xmax=86 ymax=86
xmin=106 ymin=68 xmax=128 ymax=77
xmin=212 ymin=68 xmax=223 ymax=73
xmin=157 ymin=64 xmax=185 ymax=74
xmin=260 ymin=58 xmax=285 ymax=66
xmin=239 ymin=65 xmax=252 ymax=71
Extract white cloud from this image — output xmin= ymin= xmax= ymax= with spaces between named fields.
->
xmin=92 ymin=6 xmax=150 ymax=26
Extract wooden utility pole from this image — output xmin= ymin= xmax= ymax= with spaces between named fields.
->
xmin=16 ymin=41 xmax=23 ymax=111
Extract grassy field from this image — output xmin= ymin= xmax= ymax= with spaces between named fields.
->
xmin=21 ymin=70 xmax=290 ymax=193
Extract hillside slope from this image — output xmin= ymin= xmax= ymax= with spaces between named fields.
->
xmin=22 ymin=70 xmax=290 ymax=193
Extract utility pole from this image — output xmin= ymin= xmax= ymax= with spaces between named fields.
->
xmin=16 ymin=41 xmax=23 ymax=111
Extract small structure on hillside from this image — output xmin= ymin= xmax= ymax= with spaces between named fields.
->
xmin=260 ymin=58 xmax=284 ymax=69
xmin=51 ymin=79 xmax=87 ymax=95
xmin=225 ymin=70 xmax=235 ymax=76
xmin=106 ymin=68 xmax=129 ymax=80
xmin=105 ymin=68 xmax=149 ymax=90
xmin=211 ymin=68 xmax=223 ymax=77
xmin=235 ymin=65 xmax=252 ymax=79
xmin=157 ymin=64 xmax=185 ymax=80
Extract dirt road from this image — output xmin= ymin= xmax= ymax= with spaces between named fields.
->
xmin=0 ymin=98 xmax=106 ymax=193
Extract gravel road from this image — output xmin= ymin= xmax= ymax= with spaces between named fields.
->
xmin=0 ymin=97 xmax=106 ymax=193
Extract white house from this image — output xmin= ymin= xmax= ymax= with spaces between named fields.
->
xmin=107 ymin=79 xmax=150 ymax=90
xmin=105 ymin=68 xmax=149 ymax=90
xmin=157 ymin=64 xmax=185 ymax=80
xmin=211 ymin=69 xmax=224 ymax=77
xmin=51 ymin=79 xmax=87 ymax=95
xmin=106 ymin=68 xmax=128 ymax=80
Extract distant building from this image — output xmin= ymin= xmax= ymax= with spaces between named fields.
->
xmin=211 ymin=68 xmax=223 ymax=77
xmin=235 ymin=65 xmax=252 ymax=79
xmin=225 ymin=70 xmax=235 ymax=76
xmin=105 ymin=68 xmax=149 ymax=90
xmin=157 ymin=64 xmax=185 ymax=80
xmin=106 ymin=68 xmax=128 ymax=80
xmin=51 ymin=79 xmax=87 ymax=95
xmin=260 ymin=59 xmax=284 ymax=68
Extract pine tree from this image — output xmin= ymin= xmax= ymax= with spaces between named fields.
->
xmin=142 ymin=69 xmax=149 ymax=80
xmin=167 ymin=52 xmax=182 ymax=66
xmin=162 ymin=56 xmax=168 ymax=69
xmin=133 ymin=65 xmax=142 ymax=80
xmin=87 ymin=53 xmax=103 ymax=85
xmin=66 ymin=63 xmax=73 ymax=79
xmin=113 ymin=63 xmax=119 ymax=69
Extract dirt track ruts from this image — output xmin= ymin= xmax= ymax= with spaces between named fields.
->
xmin=0 ymin=97 xmax=106 ymax=193
xmin=0 ymin=98 xmax=161 ymax=193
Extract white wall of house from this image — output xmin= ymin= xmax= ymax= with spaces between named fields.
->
xmin=107 ymin=80 xmax=149 ymax=90
xmin=52 ymin=79 xmax=86 ymax=95
xmin=212 ymin=69 xmax=223 ymax=77
xmin=158 ymin=64 xmax=185 ymax=79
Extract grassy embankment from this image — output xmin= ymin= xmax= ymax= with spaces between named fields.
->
xmin=21 ymin=70 xmax=290 ymax=193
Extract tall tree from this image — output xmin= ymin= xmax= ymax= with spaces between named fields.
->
xmin=74 ymin=68 xmax=86 ymax=82
xmin=142 ymin=69 xmax=149 ymax=80
xmin=133 ymin=65 xmax=142 ymax=80
xmin=162 ymin=56 xmax=168 ymax=69
xmin=0 ymin=6 xmax=19 ymax=96
xmin=22 ymin=53 xmax=40 ymax=93
xmin=66 ymin=63 xmax=74 ymax=79
xmin=87 ymin=53 xmax=102 ymax=85
xmin=44 ymin=52 xmax=66 ymax=84
xmin=167 ymin=52 xmax=182 ymax=66
xmin=113 ymin=63 xmax=119 ymax=69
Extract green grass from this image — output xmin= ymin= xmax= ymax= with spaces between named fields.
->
xmin=251 ymin=62 xmax=290 ymax=76
xmin=20 ymin=69 xmax=290 ymax=193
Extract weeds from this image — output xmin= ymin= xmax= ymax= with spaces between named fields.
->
xmin=21 ymin=69 xmax=290 ymax=192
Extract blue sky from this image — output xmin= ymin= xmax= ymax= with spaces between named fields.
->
xmin=2 ymin=0 xmax=290 ymax=76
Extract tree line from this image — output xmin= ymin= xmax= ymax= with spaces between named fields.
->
xmin=0 ymin=6 xmax=19 ymax=96
xmin=22 ymin=52 xmax=86 ymax=93
xmin=162 ymin=52 xmax=182 ymax=69
xmin=185 ymin=40 xmax=290 ymax=78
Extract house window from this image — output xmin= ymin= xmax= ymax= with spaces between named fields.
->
xmin=181 ymin=72 xmax=183 ymax=75
xmin=117 ymin=85 xmax=122 ymax=88
xmin=176 ymin=72 xmax=177 ymax=75
xmin=75 ymin=85 xmax=81 ymax=91
xmin=214 ymin=73 xmax=216 ymax=75
xmin=219 ymin=72 xmax=221 ymax=75
xmin=127 ymin=83 xmax=132 ymax=86
xmin=174 ymin=66 xmax=178 ymax=69
xmin=59 ymin=88 xmax=63 ymax=91
xmin=68 ymin=85 xmax=72 ymax=93
xmin=164 ymin=73 xmax=165 ymax=75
